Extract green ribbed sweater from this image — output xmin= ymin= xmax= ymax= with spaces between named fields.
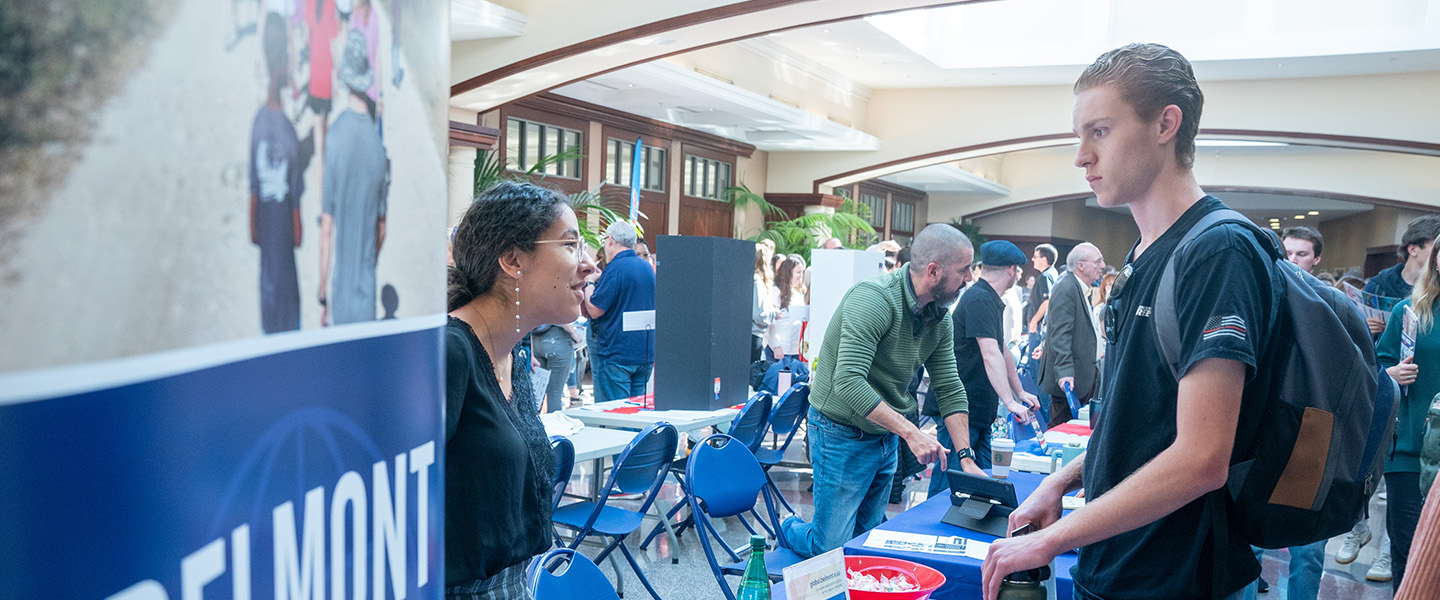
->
xmin=811 ymin=268 xmax=969 ymax=433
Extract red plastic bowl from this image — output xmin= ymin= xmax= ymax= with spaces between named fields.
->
xmin=844 ymin=555 xmax=947 ymax=600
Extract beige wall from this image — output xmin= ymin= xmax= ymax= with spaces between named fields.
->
xmin=966 ymin=200 xmax=1137 ymax=269
xmin=1317 ymin=207 xmax=1432 ymax=275
xmin=1064 ymin=205 xmax=1140 ymax=269
xmin=734 ymin=149 xmax=770 ymax=239
xmin=970 ymin=204 xmax=1053 ymax=238
xmin=766 ymin=72 xmax=1440 ymax=199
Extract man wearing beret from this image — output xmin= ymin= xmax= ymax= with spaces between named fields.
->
xmin=931 ymin=240 xmax=1041 ymax=497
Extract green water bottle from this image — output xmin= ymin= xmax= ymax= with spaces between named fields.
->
xmin=997 ymin=565 xmax=1050 ymax=600
xmin=736 ymin=535 xmax=771 ymax=600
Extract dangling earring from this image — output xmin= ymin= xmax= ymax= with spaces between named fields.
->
xmin=515 ymin=271 xmax=522 ymax=333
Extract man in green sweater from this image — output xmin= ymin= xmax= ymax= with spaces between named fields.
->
xmin=781 ymin=223 xmax=986 ymax=558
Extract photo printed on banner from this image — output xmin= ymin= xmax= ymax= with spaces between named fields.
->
xmin=0 ymin=0 xmax=450 ymax=372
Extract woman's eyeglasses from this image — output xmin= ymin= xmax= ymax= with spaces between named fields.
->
xmin=1103 ymin=264 xmax=1134 ymax=344
xmin=535 ymin=238 xmax=589 ymax=259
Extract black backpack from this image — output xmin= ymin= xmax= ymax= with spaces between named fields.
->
xmin=1154 ymin=209 xmax=1396 ymax=550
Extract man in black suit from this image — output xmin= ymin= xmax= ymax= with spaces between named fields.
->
xmin=1040 ymin=242 xmax=1105 ymax=427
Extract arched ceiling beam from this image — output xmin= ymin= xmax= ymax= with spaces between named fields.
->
xmin=450 ymin=0 xmax=995 ymax=112
xmin=813 ymin=129 xmax=1440 ymax=192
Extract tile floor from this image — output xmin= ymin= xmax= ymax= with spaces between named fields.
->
xmin=550 ymin=397 xmax=1396 ymax=600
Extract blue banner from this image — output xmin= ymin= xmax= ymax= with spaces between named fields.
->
xmin=0 ymin=323 xmax=446 ymax=600
xmin=630 ymin=137 xmax=644 ymax=221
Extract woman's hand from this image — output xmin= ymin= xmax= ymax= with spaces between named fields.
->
xmin=1388 ymin=355 xmax=1418 ymax=385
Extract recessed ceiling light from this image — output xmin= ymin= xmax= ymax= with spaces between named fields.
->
xmin=1308 ymin=211 xmax=1319 ymax=215
xmin=1271 ymin=223 xmax=1281 ymax=229
xmin=1294 ymin=215 xmax=1305 ymax=219
xmin=822 ymin=29 xmax=831 ymax=33
xmin=856 ymin=46 xmax=863 ymax=50
xmin=627 ymin=83 xmax=635 ymax=88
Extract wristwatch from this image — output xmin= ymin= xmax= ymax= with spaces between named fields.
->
xmin=955 ymin=447 xmax=975 ymax=463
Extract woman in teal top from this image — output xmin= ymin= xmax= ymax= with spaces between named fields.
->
xmin=1375 ymin=240 xmax=1440 ymax=592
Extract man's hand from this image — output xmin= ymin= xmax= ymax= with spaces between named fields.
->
xmin=1058 ymin=377 xmax=1075 ymax=393
xmin=1367 ymin=316 xmax=1386 ymax=335
xmin=959 ymin=455 xmax=986 ymax=477
xmin=905 ymin=432 xmax=946 ymax=472
xmin=980 ymin=481 xmax=1067 ymax=600
xmin=1009 ymin=479 xmax=1066 ymax=533
xmin=1018 ymin=391 xmax=1041 ymax=414
xmin=982 ymin=530 xmax=1063 ymax=600
xmin=1004 ymin=390 xmax=1041 ymax=425
xmin=1388 ymin=355 xmax=1418 ymax=386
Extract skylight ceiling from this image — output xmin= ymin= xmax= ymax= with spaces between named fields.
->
xmin=867 ymin=0 xmax=1440 ymax=71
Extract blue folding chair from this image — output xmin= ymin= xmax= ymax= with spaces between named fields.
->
xmin=551 ymin=421 xmax=678 ymax=600
xmin=526 ymin=548 xmax=621 ymax=600
xmin=688 ymin=434 xmax=804 ymax=600
xmin=549 ymin=436 xmax=576 ymax=546
xmin=640 ymin=391 xmax=773 ymax=553
xmin=754 ymin=383 xmax=810 ymax=515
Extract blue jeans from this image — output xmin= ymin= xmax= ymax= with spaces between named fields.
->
xmin=781 ymin=407 xmax=898 ymax=558
xmin=593 ymin=361 xmax=650 ymax=402
xmin=926 ymin=417 xmax=994 ymax=498
xmin=533 ymin=330 xmax=574 ymax=412
xmin=1241 ymin=540 xmax=1325 ymax=600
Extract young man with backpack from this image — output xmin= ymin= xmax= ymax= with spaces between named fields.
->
xmin=981 ymin=43 xmax=1391 ymax=600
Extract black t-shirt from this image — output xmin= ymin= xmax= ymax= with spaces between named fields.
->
xmin=1076 ymin=197 xmax=1277 ymax=600
xmin=444 ymin=317 xmax=553 ymax=585
xmin=1024 ymin=272 xmax=1051 ymax=327
xmin=951 ymin=278 xmax=1005 ymax=428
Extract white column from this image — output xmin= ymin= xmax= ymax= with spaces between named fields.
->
xmin=447 ymin=146 xmax=477 ymax=229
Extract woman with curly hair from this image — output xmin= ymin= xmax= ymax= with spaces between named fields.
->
xmin=444 ymin=182 xmax=595 ymax=598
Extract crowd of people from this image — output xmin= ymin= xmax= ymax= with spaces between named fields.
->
xmin=248 ymin=0 xmax=397 ymax=332
xmin=439 ymin=43 xmax=1440 ymax=600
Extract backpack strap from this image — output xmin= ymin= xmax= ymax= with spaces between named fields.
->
xmin=1154 ymin=209 xmax=1279 ymax=380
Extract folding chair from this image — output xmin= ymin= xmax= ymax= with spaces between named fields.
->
xmin=687 ymin=434 xmax=804 ymax=600
xmin=753 ymin=383 xmax=810 ymax=515
xmin=526 ymin=548 xmax=621 ymax=600
xmin=640 ymin=391 xmax=774 ymax=553
xmin=551 ymin=421 xmax=678 ymax=600
xmin=548 ymin=436 xmax=575 ymax=546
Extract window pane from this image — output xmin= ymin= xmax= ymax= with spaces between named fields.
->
xmin=622 ymin=141 xmax=635 ymax=187
xmin=565 ymin=131 xmax=581 ymax=178
xmin=702 ymin=160 xmax=714 ymax=199
xmin=605 ymin=140 xmax=618 ymax=185
xmin=861 ymin=193 xmax=885 ymax=226
xmin=541 ymin=126 xmax=558 ymax=176
xmin=647 ymin=148 xmax=665 ymax=191
xmin=893 ymin=202 xmax=913 ymax=232
xmin=721 ymin=163 xmax=732 ymax=196
xmin=506 ymin=119 xmax=522 ymax=170
xmin=523 ymin=123 xmax=541 ymax=173
xmin=685 ymin=156 xmax=694 ymax=196
xmin=691 ymin=157 xmax=701 ymax=197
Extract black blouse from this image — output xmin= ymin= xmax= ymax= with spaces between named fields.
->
xmin=444 ymin=317 xmax=553 ymax=586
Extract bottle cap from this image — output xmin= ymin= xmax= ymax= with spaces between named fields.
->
xmin=1002 ymin=565 xmax=1051 ymax=584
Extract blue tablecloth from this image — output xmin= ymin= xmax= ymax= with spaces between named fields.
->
xmin=843 ymin=470 xmax=1076 ymax=600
